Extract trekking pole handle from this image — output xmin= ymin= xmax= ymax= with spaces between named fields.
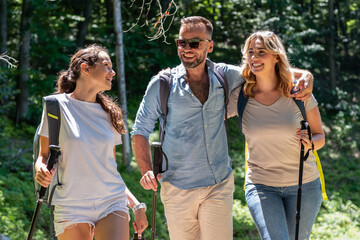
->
xmin=151 ymin=142 xmax=162 ymax=178
xmin=151 ymin=142 xmax=161 ymax=240
xmin=47 ymin=145 xmax=60 ymax=169
xmin=38 ymin=145 xmax=60 ymax=199
xmin=300 ymin=120 xmax=308 ymax=131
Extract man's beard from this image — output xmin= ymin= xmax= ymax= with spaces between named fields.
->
xmin=179 ymin=49 xmax=207 ymax=69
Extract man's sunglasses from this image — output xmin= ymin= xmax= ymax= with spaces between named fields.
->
xmin=175 ymin=38 xmax=212 ymax=49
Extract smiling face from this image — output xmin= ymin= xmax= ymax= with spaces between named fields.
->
xmin=85 ymin=51 xmax=116 ymax=91
xmin=247 ymin=38 xmax=279 ymax=77
xmin=177 ymin=23 xmax=213 ymax=69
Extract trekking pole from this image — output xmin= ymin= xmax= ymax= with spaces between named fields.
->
xmin=28 ymin=145 xmax=60 ymax=240
xmin=151 ymin=142 xmax=162 ymax=240
xmin=295 ymin=120 xmax=311 ymax=240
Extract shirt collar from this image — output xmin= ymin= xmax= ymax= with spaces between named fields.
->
xmin=175 ymin=58 xmax=215 ymax=88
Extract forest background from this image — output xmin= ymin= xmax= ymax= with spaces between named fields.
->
xmin=0 ymin=0 xmax=359 ymax=239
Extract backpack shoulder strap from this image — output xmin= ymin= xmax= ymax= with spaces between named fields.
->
xmin=237 ymin=84 xmax=248 ymax=133
xmin=213 ymin=64 xmax=229 ymax=105
xmin=43 ymin=95 xmax=61 ymax=146
xmin=213 ymin=64 xmax=229 ymax=121
xmin=291 ymin=85 xmax=307 ymax=121
xmin=290 ymin=87 xmax=328 ymax=200
xmin=293 ymin=98 xmax=306 ymax=121
xmin=158 ymin=71 xmax=172 ymax=144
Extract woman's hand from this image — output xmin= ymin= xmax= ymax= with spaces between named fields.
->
xmin=296 ymin=128 xmax=313 ymax=151
xmin=35 ymin=161 xmax=56 ymax=187
xmin=133 ymin=208 xmax=148 ymax=236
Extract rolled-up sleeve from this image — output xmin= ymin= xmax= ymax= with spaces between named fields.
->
xmin=130 ymin=77 xmax=162 ymax=139
xmin=217 ymin=63 xmax=245 ymax=91
xmin=227 ymin=86 xmax=241 ymax=118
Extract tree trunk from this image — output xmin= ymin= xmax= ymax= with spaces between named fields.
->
xmin=0 ymin=0 xmax=7 ymax=67
xmin=329 ymin=0 xmax=336 ymax=88
xmin=310 ymin=0 xmax=315 ymax=15
xmin=335 ymin=1 xmax=349 ymax=58
xmin=113 ymin=0 xmax=131 ymax=169
xmin=15 ymin=0 xmax=32 ymax=124
xmin=105 ymin=0 xmax=113 ymax=26
xmin=76 ymin=0 xmax=93 ymax=48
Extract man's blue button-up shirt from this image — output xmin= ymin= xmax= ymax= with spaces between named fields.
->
xmin=131 ymin=59 xmax=244 ymax=190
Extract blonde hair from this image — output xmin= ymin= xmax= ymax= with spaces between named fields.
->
xmin=240 ymin=31 xmax=293 ymax=97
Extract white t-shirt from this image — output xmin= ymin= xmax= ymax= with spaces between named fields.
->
xmin=39 ymin=93 xmax=126 ymax=205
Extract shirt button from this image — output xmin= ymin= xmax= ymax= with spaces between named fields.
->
xmin=203 ymin=106 xmax=206 ymax=110
xmin=210 ymin=161 xmax=213 ymax=164
xmin=204 ymin=125 xmax=208 ymax=128
xmin=207 ymin=144 xmax=210 ymax=147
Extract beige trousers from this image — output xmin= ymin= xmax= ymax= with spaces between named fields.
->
xmin=160 ymin=173 xmax=234 ymax=240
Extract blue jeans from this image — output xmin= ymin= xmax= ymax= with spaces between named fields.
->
xmin=245 ymin=178 xmax=322 ymax=240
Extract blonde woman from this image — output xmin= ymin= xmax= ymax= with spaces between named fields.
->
xmin=230 ymin=31 xmax=325 ymax=240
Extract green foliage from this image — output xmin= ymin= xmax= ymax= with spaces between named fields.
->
xmin=0 ymin=173 xmax=51 ymax=240
xmin=0 ymin=68 xmax=18 ymax=117
xmin=1 ymin=0 xmax=359 ymax=239
xmin=0 ymin=117 xmax=35 ymax=173
xmin=312 ymin=198 xmax=360 ymax=240
xmin=233 ymin=200 xmax=260 ymax=240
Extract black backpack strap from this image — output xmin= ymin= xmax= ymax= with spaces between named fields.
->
xmin=293 ymin=98 xmax=307 ymax=122
xmin=43 ymin=95 xmax=62 ymax=206
xmin=291 ymin=87 xmax=311 ymax=160
xmin=157 ymin=72 xmax=171 ymax=174
xmin=237 ymin=84 xmax=248 ymax=134
xmin=290 ymin=85 xmax=307 ymax=121
xmin=158 ymin=72 xmax=171 ymax=145
xmin=291 ymin=86 xmax=307 ymax=122
xmin=44 ymin=95 xmax=61 ymax=146
xmin=213 ymin=64 xmax=229 ymax=120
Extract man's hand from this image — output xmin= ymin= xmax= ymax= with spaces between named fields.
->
xmin=140 ymin=170 xmax=162 ymax=191
xmin=291 ymin=69 xmax=314 ymax=101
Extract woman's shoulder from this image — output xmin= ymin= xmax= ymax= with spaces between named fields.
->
xmin=43 ymin=93 xmax=69 ymax=103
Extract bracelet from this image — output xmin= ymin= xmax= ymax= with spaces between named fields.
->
xmin=132 ymin=202 xmax=147 ymax=213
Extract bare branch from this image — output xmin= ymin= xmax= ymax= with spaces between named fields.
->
xmin=124 ymin=0 xmax=178 ymax=43
xmin=125 ymin=0 xmax=147 ymax=32
xmin=0 ymin=52 xmax=18 ymax=68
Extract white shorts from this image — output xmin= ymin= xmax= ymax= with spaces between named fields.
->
xmin=53 ymin=197 xmax=129 ymax=236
